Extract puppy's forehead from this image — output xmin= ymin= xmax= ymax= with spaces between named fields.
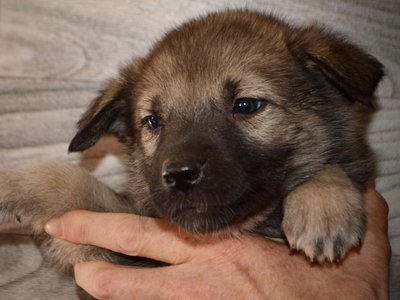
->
xmin=136 ymin=11 xmax=290 ymax=111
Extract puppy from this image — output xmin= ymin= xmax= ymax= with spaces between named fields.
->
xmin=0 ymin=9 xmax=383 ymax=271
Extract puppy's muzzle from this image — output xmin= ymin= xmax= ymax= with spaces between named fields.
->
xmin=162 ymin=159 xmax=204 ymax=191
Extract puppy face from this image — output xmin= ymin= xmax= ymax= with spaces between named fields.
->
xmin=69 ymin=10 xmax=382 ymax=234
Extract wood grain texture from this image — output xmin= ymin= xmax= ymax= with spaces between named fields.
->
xmin=0 ymin=0 xmax=399 ymax=298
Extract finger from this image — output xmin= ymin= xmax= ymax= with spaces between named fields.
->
xmin=362 ymin=186 xmax=391 ymax=259
xmin=45 ymin=210 xmax=195 ymax=264
xmin=342 ymin=188 xmax=391 ymax=299
xmin=363 ymin=186 xmax=389 ymax=235
xmin=74 ymin=261 xmax=184 ymax=300
xmin=344 ymin=186 xmax=390 ymax=265
xmin=356 ymin=186 xmax=391 ymax=261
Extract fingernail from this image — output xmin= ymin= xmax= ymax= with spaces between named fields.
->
xmin=45 ymin=218 xmax=63 ymax=237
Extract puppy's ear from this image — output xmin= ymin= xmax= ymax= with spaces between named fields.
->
xmin=289 ymin=27 xmax=383 ymax=107
xmin=69 ymin=61 xmax=141 ymax=152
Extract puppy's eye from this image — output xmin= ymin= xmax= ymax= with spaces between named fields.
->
xmin=232 ymin=98 xmax=264 ymax=116
xmin=144 ymin=115 xmax=160 ymax=129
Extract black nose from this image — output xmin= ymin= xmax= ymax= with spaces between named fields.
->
xmin=162 ymin=160 xmax=203 ymax=191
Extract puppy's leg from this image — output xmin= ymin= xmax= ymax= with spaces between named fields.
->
xmin=282 ymin=165 xmax=365 ymax=263
xmin=0 ymin=162 xmax=127 ymax=271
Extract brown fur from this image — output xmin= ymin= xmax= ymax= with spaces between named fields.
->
xmin=0 ymin=9 xmax=383 ymax=272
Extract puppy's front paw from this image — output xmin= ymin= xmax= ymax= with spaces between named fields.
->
xmin=0 ymin=163 xmax=122 ymax=234
xmin=0 ymin=163 xmax=122 ymax=271
xmin=282 ymin=166 xmax=365 ymax=263
xmin=0 ymin=171 xmax=23 ymax=225
xmin=0 ymin=166 xmax=63 ymax=230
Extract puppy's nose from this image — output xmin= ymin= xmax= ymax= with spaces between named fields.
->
xmin=162 ymin=160 xmax=203 ymax=191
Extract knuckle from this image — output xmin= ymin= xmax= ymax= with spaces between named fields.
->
xmin=91 ymin=268 xmax=114 ymax=299
xmin=378 ymin=194 xmax=389 ymax=217
xmin=76 ymin=263 xmax=113 ymax=300
xmin=380 ymin=235 xmax=392 ymax=258
xmin=370 ymin=189 xmax=389 ymax=216
xmin=114 ymin=215 xmax=147 ymax=255
xmin=62 ymin=211 xmax=90 ymax=244
xmin=372 ymin=188 xmax=389 ymax=214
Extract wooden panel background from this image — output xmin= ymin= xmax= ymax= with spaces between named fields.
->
xmin=0 ymin=0 xmax=399 ymax=298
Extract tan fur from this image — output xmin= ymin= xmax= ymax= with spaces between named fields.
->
xmin=283 ymin=165 xmax=364 ymax=262
xmin=0 ymin=163 xmax=125 ymax=272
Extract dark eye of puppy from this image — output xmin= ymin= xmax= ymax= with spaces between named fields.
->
xmin=232 ymin=98 xmax=264 ymax=116
xmin=144 ymin=115 xmax=160 ymax=129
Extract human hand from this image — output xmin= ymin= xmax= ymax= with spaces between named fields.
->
xmin=45 ymin=187 xmax=390 ymax=300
